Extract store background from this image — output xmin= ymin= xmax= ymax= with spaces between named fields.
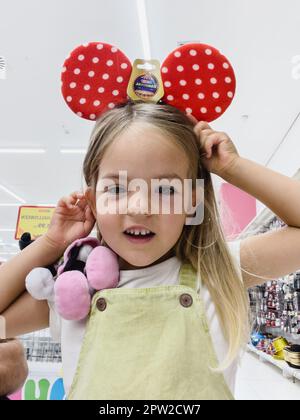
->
xmin=1 ymin=0 xmax=300 ymax=399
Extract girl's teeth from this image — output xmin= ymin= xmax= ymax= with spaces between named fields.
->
xmin=126 ymin=229 xmax=152 ymax=235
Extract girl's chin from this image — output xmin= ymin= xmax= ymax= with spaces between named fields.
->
xmin=118 ymin=255 xmax=157 ymax=270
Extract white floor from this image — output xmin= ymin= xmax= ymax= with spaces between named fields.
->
xmin=235 ymin=351 xmax=300 ymax=400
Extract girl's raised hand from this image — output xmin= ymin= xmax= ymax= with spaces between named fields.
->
xmin=44 ymin=191 xmax=96 ymax=252
xmin=187 ymin=115 xmax=240 ymax=177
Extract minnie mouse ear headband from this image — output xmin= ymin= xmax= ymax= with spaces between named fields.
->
xmin=61 ymin=42 xmax=236 ymax=122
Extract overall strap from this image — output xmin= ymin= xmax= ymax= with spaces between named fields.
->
xmin=179 ymin=262 xmax=198 ymax=291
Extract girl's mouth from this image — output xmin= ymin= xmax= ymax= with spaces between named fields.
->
xmin=123 ymin=229 xmax=156 ymax=244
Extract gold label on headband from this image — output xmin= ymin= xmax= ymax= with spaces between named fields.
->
xmin=127 ymin=59 xmax=164 ymax=103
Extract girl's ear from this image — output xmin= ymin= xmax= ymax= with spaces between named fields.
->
xmin=85 ymin=187 xmax=97 ymax=220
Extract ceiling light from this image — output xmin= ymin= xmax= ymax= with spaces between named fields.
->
xmin=0 ymin=185 xmax=26 ymax=203
xmin=136 ymin=0 xmax=151 ymax=60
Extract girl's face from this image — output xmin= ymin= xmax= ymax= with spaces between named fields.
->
xmin=94 ymin=123 xmax=192 ymax=269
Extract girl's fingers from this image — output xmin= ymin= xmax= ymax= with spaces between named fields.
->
xmin=70 ymin=191 xmax=84 ymax=204
xmin=57 ymin=196 xmax=70 ymax=208
xmin=76 ymin=198 xmax=88 ymax=211
xmin=194 ymin=121 xmax=212 ymax=136
xmin=195 ymin=129 xmax=215 ymax=153
xmin=57 ymin=192 xmax=85 ymax=209
xmin=202 ymin=134 xmax=223 ymax=158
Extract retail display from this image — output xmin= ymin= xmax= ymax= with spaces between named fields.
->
xmin=284 ymin=345 xmax=300 ymax=369
xmin=247 ymin=215 xmax=300 ymax=371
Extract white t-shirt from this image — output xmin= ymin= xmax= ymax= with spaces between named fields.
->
xmin=49 ymin=240 xmax=243 ymax=397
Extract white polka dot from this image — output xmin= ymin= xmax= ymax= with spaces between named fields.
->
xmin=97 ymin=44 xmax=104 ymax=50
xmin=92 ymin=57 xmax=99 ymax=63
xmin=74 ymin=68 xmax=81 ymax=75
xmin=84 ymin=84 xmax=90 ymax=91
xmin=88 ymin=71 xmax=95 ymax=77
xmin=107 ymin=60 xmax=114 ymax=66
xmin=162 ymin=67 xmax=168 ymax=73
xmin=167 ymin=95 xmax=174 ymax=101
xmin=212 ymin=92 xmax=220 ymax=98
xmin=90 ymin=114 xmax=96 ymax=120
xmin=66 ymin=96 xmax=72 ymax=102
xmin=174 ymin=51 xmax=181 ymax=58
xmin=182 ymin=94 xmax=190 ymax=100
xmin=94 ymin=100 xmax=101 ymax=106
xmin=189 ymin=49 xmax=197 ymax=56
xmin=62 ymin=67 xmax=67 ymax=73
xmin=215 ymin=106 xmax=222 ymax=113
xmin=77 ymin=112 xmax=83 ymax=117
xmin=117 ymin=76 xmax=123 ymax=83
xmin=223 ymin=62 xmax=229 ymax=69
xmin=198 ymin=93 xmax=205 ymax=99
xmin=102 ymin=73 xmax=109 ymax=80
xmin=192 ymin=64 xmax=200 ymax=71
xmin=195 ymin=79 xmax=202 ymax=85
xmin=121 ymin=63 xmax=128 ymax=69
xmin=164 ymin=81 xmax=172 ymax=88
xmin=108 ymin=103 xmax=115 ymax=109
xmin=112 ymin=90 xmax=119 ymax=96
xmin=200 ymin=107 xmax=207 ymax=113
xmin=205 ymin=49 xmax=212 ymax=55
xmin=225 ymin=77 xmax=232 ymax=83
xmin=98 ymin=87 xmax=105 ymax=93
xmin=179 ymin=80 xmax=187 ymax=86
xmin=79 ymin=98 xmax=86 ymax=104
xmin=210 ymin=77 xmax=217 ymax=84
xmin=227 ymin=91 xmax=233 ymax=98
xmin=82 ymin=43 xmax=89 ymax=48
xmin=78 ymin=55 xmax=85 ymax=61
xmin=111 ymin=47 xmax=118 ymax=53
xmin=70 ymin=82 xmax=76 ymax=89
xmin=177 ymin=65 xmax=184 ymax=72
xmin=186 ymin=108 xmax=193 ymax=114
xmin=208 ymin=63 xmax=215 ymax=70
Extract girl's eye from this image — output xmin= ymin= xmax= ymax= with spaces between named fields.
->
xmin=106 ymin=185 xmax=126 ymax=195
xmin=157 ymin=186 xmax=176 ymax=195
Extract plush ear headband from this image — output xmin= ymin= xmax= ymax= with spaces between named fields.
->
xmin=61 ymin=42 xmax=235 ymax=122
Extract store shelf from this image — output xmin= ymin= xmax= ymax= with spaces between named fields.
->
xmin=247 ymin=344 xmax=300 ymax=382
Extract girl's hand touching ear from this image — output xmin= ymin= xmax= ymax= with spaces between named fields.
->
xmin=187 ymin=115 xmax=240 ymax=177
xmin=45 ymin=191 xmax=96 ymax=252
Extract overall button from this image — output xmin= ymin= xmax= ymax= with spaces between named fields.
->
xmin=179 ymin=293 xmax=193 ymax=307
xmin=96 ymin=297 xmax=107 ymax=311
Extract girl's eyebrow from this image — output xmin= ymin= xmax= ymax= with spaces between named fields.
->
xmin=101 ymin=173 xmax=184 ymax=181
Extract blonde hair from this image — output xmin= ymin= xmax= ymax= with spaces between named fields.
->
xmin=83 ymin=101 xmax=250 ymax=370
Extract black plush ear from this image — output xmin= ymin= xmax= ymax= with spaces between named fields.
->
xmin=63 ymin=246 xmax=85 ymax=273
xmin=19 ymin=232 xmax=34 ymax=250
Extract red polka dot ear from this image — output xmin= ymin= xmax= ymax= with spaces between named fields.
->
xmin=161 ymin=43 xmax=236 ymax=122
xmin=61 ymin=42 xmax=132 ymax=120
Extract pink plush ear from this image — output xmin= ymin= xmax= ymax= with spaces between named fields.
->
xmin=86 ymin=246 xmax=119 ymax=290
xmin=54 ymin=271 xmax=91 ymax=321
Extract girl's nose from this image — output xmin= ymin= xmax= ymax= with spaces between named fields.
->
xmin=127 ymin=194 xmax=150 ymax=216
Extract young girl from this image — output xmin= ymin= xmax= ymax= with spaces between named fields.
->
xmin=1 ymin=101 xmax=300 ymax=400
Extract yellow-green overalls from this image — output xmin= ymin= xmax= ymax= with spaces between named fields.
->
xmin=68 ymin=263 xmax=234 ymax=400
